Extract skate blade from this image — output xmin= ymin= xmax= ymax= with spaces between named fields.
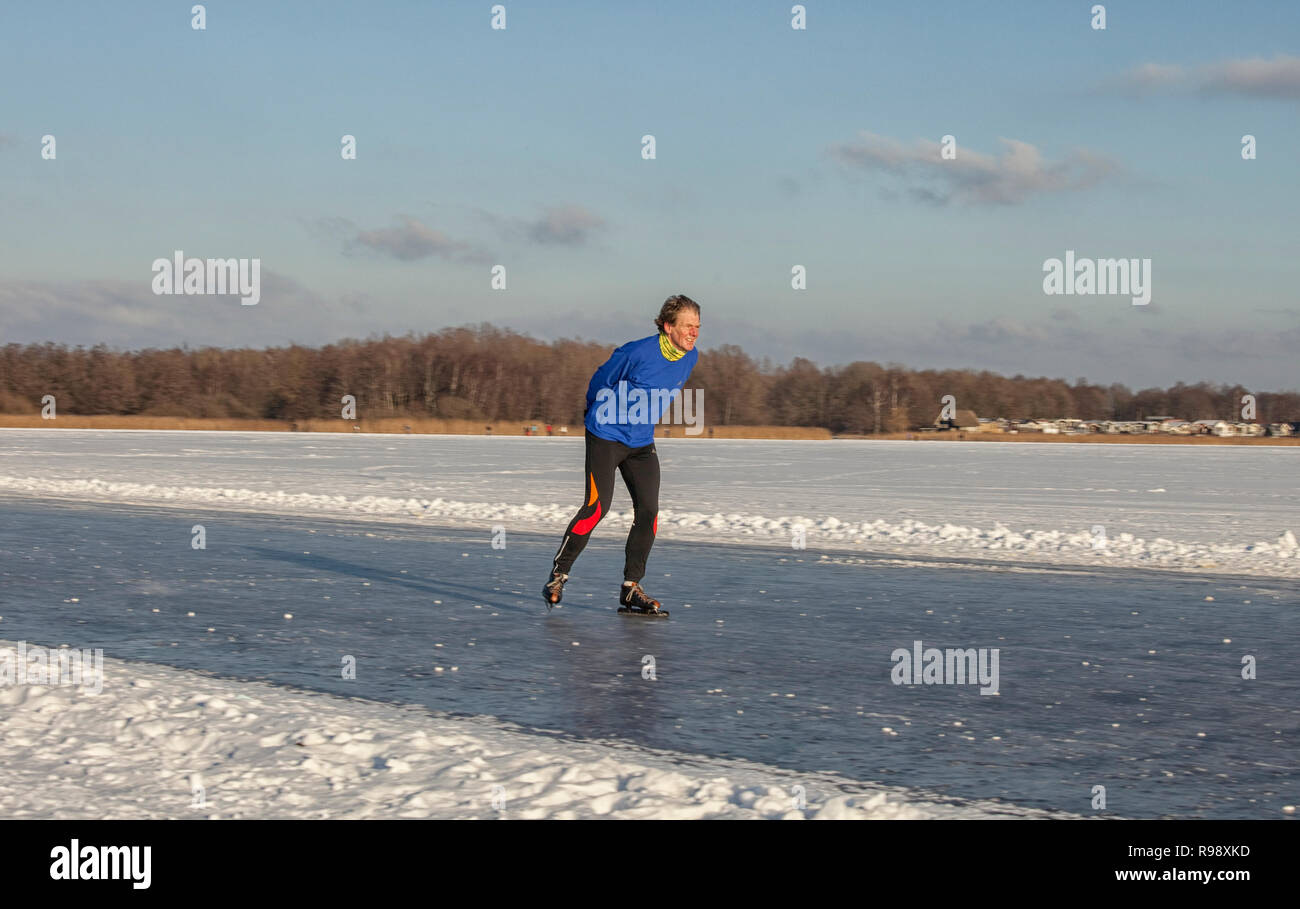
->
xmin=617 ymin=606 xmax=669 ymax=618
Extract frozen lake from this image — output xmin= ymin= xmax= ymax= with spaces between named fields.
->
xmin=1 ymin=430 xmax=1297 ymax=818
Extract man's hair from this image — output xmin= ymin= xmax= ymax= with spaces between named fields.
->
xmin=654 ymin=294 xmax=700 ymax=332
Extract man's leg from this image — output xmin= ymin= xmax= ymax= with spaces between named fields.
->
xmin=617 ymin=442 xmax=660 ymax=583
xmin=551 ymin=431 xmax=623 ymax=578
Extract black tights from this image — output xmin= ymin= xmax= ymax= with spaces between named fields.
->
xmin=551 ymin=430 xmax=660 ymax=583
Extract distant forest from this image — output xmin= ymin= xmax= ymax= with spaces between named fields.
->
xmin=1 ymin=325 xmax=1296 ymax=432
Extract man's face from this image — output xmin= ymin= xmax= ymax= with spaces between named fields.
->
xmin=664 ymin=311 xmax=700 ymax=352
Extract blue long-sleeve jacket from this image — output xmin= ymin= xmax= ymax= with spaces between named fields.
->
xmin=584 ymin=334 xmax=699 ymax=446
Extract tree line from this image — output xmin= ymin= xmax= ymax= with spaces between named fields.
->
xmin=1 ymin=325 xmax=1296 ymax=431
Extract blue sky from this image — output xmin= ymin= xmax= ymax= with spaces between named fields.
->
xmin=1 ymin=0 xmax=1297 ymax=389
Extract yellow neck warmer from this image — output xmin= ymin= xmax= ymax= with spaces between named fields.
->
xmin=659 ymin=332 xmax=685 ymax=361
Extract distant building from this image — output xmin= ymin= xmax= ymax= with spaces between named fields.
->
xmin=1040 ymin=418 xmax=1083 ymax=433
xmin=1192 ymin=419 xmax=1232 ymax=437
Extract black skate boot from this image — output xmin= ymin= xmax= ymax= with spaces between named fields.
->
xmin=618 ymin=581 xmax=668 ymax=617
xmin=542 ymin=570 xmax=569 ymax=609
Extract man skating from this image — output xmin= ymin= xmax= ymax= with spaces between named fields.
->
xmin=543 ymin=295 xmax=701 ymax=615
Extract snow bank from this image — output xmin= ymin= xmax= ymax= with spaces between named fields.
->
xmin=0 ymin=643 xmax=1060 ymax=819
xmin=2 ymin=473 xmax=1296 ymax=578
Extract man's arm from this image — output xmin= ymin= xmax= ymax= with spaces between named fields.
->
xmin=585 ymin=346 xmax=633 ymax=411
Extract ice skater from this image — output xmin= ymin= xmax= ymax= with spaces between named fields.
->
xmin=543 ymin=295 xmax=700 ymax=616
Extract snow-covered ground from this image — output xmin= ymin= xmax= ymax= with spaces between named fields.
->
xmin=1 ymin=429 xmax=1297 ymax=577
xmin=0 ymin=642 xmax=1057 ymax=819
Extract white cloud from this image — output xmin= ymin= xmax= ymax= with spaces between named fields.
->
xmin=527 ymin=205 xmax=607 ymax=246
xmin=0 ymin=275 xmax=351 ymax=349
xmin=349 ymin=215 xmax=492 ymax=263
xmin=828 ymin=133 xmax=1117 ymax=205
xmin=1203 ymin=54 xmax=1300 ymax=99
xmin=1111 ymin=55 xmax=1300 ymax=99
